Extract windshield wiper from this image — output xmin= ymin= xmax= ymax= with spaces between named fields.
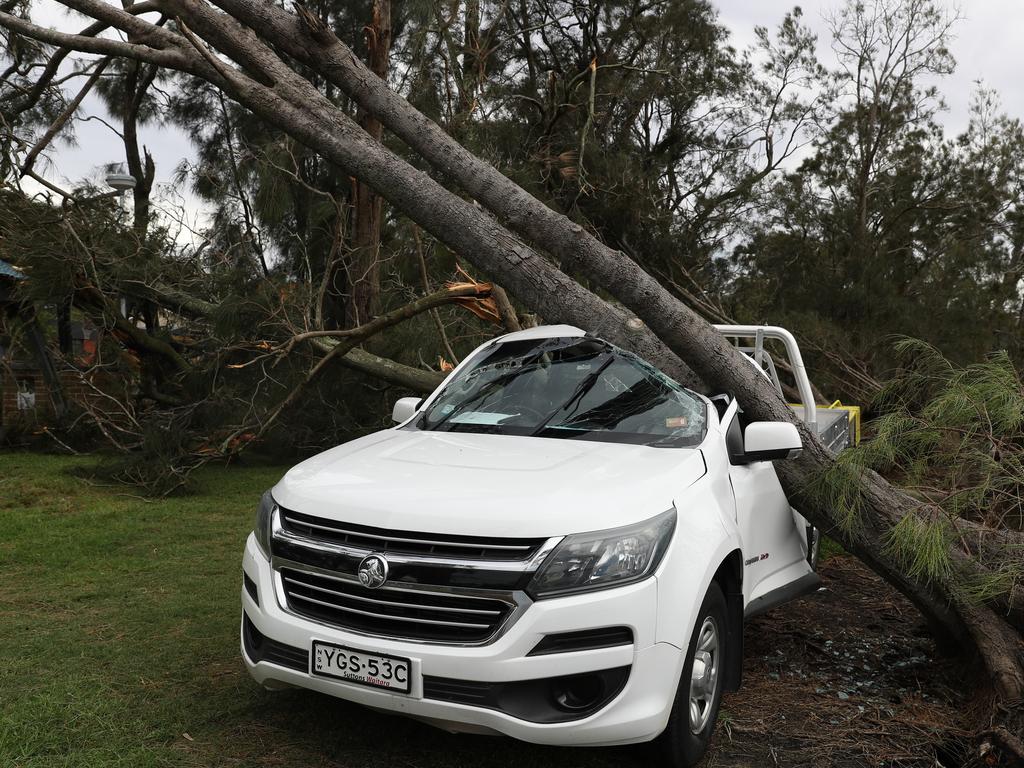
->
xmin=530 ymin=352 xmax=615 ymax=436
xmin=426 ymin=364 xmax=540 ymax=432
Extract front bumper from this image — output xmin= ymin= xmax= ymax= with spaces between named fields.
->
xmin=241 ymin=534 xmax=683 ymax=746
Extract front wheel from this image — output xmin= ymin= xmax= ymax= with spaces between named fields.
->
xmin=657 ymin=582 xmax=728 ymax=768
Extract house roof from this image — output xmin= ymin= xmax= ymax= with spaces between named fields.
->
xmin=0 ymin=258 xmax=26 ymax=280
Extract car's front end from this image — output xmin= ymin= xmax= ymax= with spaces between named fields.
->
xmin=240 ymin=503 xmax=683 ymax=745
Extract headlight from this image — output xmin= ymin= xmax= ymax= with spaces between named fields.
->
xmin=527 ymin=508 xmax=676 ymax=599
xmin=253 ymin=490 xmax=275 ymax=559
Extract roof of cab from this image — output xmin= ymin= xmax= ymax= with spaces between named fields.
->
xmin=493 ymin=324 xmax=586 ymax=344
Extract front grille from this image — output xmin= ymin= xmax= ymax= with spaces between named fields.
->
xmin=279 ymin=508 xmax=546 ymax=561
xmin=280 ymin=567 xmax=516 ymax=643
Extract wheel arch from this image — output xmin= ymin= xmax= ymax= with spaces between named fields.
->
xmin=712 ymin=549 xmax=744 ymax=692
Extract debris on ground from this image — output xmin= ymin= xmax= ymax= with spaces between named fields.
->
xmin=707 ymin=555 xmax=995 ymax=768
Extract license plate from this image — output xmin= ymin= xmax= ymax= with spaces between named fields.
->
xmin=310 ymin=641 xmax=411 ymax=693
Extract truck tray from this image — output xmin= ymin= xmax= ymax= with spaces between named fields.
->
xmin=789 ymin=405 xmax=853 ymax=453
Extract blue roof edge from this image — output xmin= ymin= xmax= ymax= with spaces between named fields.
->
xmin=0 ymin=258 xmax=26 ymax=280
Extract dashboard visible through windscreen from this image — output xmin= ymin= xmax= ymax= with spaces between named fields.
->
xmin=413 ymin=336 xmax=707 ymax=447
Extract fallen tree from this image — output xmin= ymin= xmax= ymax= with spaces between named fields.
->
xmin=1 ymin=0 xmax=1020 ymax=739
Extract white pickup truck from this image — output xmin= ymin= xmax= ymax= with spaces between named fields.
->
xmin=241 ymin=324 xmax=854 ymax=766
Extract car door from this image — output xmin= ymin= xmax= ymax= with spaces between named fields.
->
xmin=720 ymin=398 xmax=808 ymax=605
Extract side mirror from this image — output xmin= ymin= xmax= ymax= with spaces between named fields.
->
xmin=742 ymin=422 xmax=802 ymax=463
xmin=391 ymin=397 xmax=423 ymax=424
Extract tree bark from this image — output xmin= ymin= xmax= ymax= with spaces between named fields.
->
xmin=344 ymin=0 xmax=391 ymax=328
xmin=177 ymin=0 xmax=701 ymax=388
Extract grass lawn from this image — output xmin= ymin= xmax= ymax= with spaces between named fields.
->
xmin=0 ymin=453 xmax=641 ymax=768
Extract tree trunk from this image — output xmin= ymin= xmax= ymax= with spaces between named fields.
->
xmin=463 ymin=0 xmax=479 ymax=110
xmin=344 ymin=0 xmax=391 ymax=328
xmin=121 ymin=59 xmax=157 ymax=238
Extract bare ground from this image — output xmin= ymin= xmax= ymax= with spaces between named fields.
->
xmin=706 ymin=555 xmax=1005 ymax=768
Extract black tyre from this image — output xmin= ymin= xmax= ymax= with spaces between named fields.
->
xmin=657 ymin=581 xmax=728 ymax=768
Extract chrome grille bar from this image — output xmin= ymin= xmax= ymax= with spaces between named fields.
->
xmin=276 ymin=563 xmax=526 ymax=643
xmin=282 ymin=575 xmax=503 ymax=616
xmin=281 ymin=513 xmax=534 ymax=552
xmin=286 ymin=592 xmax=492 ymax=630
xmin=272 ymin=516 xmax=562 ymax=573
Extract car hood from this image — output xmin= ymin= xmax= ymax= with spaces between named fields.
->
xmin=272 ymin=429 xmax=707 ymax=538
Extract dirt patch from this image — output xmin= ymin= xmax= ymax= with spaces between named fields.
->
xmin=707 ymin=555 xmax=990 ymax=768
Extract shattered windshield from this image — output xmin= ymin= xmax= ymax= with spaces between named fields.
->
xmin=415 ymin=336 xmax=706 ymax=447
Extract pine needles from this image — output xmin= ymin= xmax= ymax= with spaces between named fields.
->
xmin=883 ymin=513 xmax=954 ymax=584
xmin=819 ymin=338 xmax=1024 ymax=599
xmin=862 ymin=338 xmax=1024 ymax=531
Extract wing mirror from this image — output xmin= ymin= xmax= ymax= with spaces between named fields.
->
xmin=391 ymin=397 xmax=423 ymax=424
xmin=742 ymin=422 xmax=802 ymax=463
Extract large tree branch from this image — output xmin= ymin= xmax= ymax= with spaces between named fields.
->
xmin=1 ymin=1 xmax=159 ymax=119
xmin=224 ymin=284 xmax=484 ymax=448
xmin=279 ymin=283 xmax=491 ymax=353
xmin=73 ymin=284 xmax=192 ymax=373
xmin=156 ymin=0 xmax=701 ymax=388
xmin=0 ymin=9 xmax=186 ymax=67
xmin=124 ymin=280 xmax=445 ymax=394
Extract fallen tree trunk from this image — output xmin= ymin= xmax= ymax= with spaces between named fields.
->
xmin=2 ymin=0 xmax=1021 ymax=711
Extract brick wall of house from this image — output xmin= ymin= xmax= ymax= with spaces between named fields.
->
xmin=0 ymin=367 xmax=51 ymax=429
xmin=1 ymin=367 xmax=129 ymax=429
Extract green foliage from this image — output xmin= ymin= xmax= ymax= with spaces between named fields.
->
xmin=806 ymin=455 xmax=870 ymax=538
xmin=729 ymin=4 xmax=1024 ymax=400
xmin=883 ymin=513 xmax=954 ymax=585
xmin=807 ymin=339 xmax=1023 ymax=603
xmin=862 ymin=339 xmax=1024 ymax=530
xmin=961 ymin=562 xmax=1023 ymax=605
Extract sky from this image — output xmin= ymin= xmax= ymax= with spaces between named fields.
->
xmin=21 ymin=0 xmax=1024 ymax=228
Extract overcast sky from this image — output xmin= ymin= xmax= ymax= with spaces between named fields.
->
xmin=716 ymin=0 xmax=1021 ymax=137
xmin=24 ymin=0 xmax=1024 ymax=227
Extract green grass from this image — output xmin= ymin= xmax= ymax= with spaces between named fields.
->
xmin=0 ymin=453 xmax=642 ymax=768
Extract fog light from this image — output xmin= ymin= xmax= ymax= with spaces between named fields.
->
xmin=551 ymin=673 xmax=605 ymax=712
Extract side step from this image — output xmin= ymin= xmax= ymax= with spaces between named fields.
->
xmin=744 ymin=572 xmax=822 ymax=620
